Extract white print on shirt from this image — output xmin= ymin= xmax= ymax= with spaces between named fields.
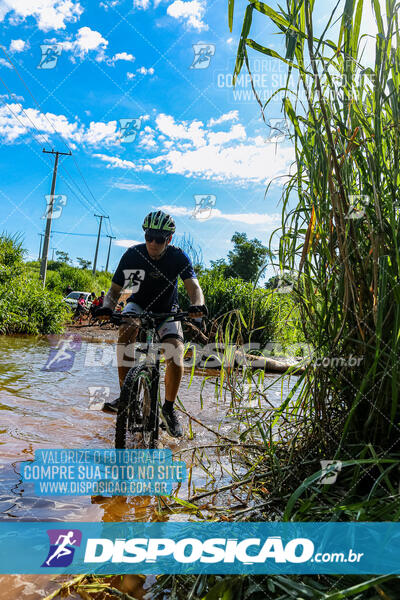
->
xmin=122 ymin=269 xmax=145 ymax=292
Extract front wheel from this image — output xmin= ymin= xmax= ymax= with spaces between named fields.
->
xmin=115 ymin=364 xmax=159 ymax=449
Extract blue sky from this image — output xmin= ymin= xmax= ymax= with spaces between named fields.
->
xmin=0 ymin=0 xmax=380 ymax=273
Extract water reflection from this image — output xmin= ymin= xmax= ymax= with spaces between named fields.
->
xmin=0 ymin=335 xmax=297 ymax=598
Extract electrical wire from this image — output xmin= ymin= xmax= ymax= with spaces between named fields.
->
xmin=0 ymin=45 xmax=110 ymax=220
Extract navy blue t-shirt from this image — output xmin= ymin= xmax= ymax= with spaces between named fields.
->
xmin=112 ymin=244 xmax=196 ymax=311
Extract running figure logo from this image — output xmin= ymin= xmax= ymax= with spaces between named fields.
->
xmin=42 ymin=194 xmax=67 ymax=220
xmin=266 ymin=118 xmax=290 ymax=143
xmin=42 ymin=529 xmax=82 ymax=567
xmin=38 ymin=45 xmax=62 ymax=70
xmin=345 ymin=195 xmax=370 ymax=220
xmin=190 ymin=44 xmax=215 ymax=69
xmin=119 ymin=118 xmax=141 ymax=143
xmin=123 ymin=269 xmax=145 ymax=293
xmin=42 ymin=334 xmax=82 ymax=372
xmin=192 ymin=194 xmax=216 ymax=220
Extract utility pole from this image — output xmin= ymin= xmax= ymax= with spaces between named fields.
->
xmin=105 ymin=235 xmax=116 ymax=273
xmin=51 ymin=247 xmax=57 ymax=261
xmin=92 ymin=214 xmax=109 ymax=274
xmin=40 ymin=148 xmax=71 ymax=284
xmin=38 ymin=233 xmax=44 ymax=261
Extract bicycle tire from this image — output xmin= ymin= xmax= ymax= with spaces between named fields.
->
xmin=115 ymin=364 xmax=159 ymax=449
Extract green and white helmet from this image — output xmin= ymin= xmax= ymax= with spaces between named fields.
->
xmin=142 ymin=210 xmax=176 ymax=234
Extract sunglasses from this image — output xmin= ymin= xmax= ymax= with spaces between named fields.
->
xmin=145 ymin=232 xmax=169 ymax=244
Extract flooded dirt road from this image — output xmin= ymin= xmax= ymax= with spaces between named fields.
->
xmin=0 ymin=335 xmax=297 ymax=598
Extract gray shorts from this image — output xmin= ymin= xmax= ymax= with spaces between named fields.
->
xmin=121 ymin=302 xmax=184 ymax=343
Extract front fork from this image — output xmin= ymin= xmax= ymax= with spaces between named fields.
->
xmin=145 ymin=329 xmax=161 ymax=438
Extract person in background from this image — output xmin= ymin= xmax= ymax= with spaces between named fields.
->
xmin=75 ymin=293 xmax=86 ymax=325
xmin=97 ymin=291 xmax=105 ymax=308
xmin=115 ymin=301 xmax=124 ymax=313
xmin=89 ymin=293 xmax=99 ymax=320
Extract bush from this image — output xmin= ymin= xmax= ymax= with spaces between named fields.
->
xmin=178 ymin=271 xmax=303 ymax=349
xmin=24 ymin=261 xmax=112 ymax=296
xmin=0 ymin=235 xmax=68 ymax=334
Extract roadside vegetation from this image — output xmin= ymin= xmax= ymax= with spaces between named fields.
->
xmin=26 ymin=257 xmax=112 ymax=297
xmin=2 ymin=230 xmax=302 ymax=348
xmin=0 ymin=234 xmax=68 ymax=334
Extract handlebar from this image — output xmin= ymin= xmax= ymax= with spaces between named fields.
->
xmin=110 ymin=310 xmax=190 ymax=326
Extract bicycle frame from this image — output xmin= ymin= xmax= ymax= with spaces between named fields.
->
xmin=112 ymin=310 xmax=189 ymax=448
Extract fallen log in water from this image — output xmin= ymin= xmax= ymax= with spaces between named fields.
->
xmin=184 ymin=348 xmax=305 ymax=374
xmin=183 ymin=321 xmax=306 ymax=374
xmin=239 ymin=352 xmax=306 ymax=374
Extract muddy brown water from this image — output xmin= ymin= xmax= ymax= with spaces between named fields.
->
xmin=0 ymin=335 xmax=297 ymax=599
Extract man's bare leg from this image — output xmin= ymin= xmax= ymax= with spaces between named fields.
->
xmin=164 ymin=337 xmax=184 ymax=402
xmin=161 ymin=337 xmax=184 ymax=437
xmin=117 ymin=321 xmax=140 ymax=388
xmin=102 ymin=320 xmax=139 ymax=413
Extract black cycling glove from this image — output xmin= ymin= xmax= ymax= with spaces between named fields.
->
xmin=94 ymin=307 xmax=113 ymax=318
xmin=188 ymin=304 xmax=208 ymax=317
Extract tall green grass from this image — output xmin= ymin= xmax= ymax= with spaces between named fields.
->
xmin=232 ymin=0 xmax=400 ymax=451
xmin=26 ymin=259 xmax=112 ymax=296
xmin=179 ymin=270 xmax=303 ymax=349
xmin=0 ymin=235 xmax=68 ymax=334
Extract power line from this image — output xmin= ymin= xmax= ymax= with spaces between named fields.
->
xmin=0 ymin=88 xmax=52 ymax=151
xmin=52 ymin=230 xmax=109 ymax=237
xmin=0 ymin=45 xmax=117 ymax=253
xmin=0 ymin=45 xmax=110 ymax=220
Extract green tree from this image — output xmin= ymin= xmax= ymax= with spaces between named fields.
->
xmin=226 ymin=232 xmax=268 ymax=282
xmin=55 ymin=250 xmax=70 ymax=264
xmin=76 ymin=257 xmax=92 ymax=269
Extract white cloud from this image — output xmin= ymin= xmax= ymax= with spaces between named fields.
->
xmin=9 ymin=39 xmax=27 ymax=52
xmin=94 ymin=153 xmax=153 ymax=171
xmin=62 ymin=27 xmax=108 ymax=60
xmin=167 ymin=0 xmax=207 ymax=31
xmin=127 ymin=72 xmax=135 ymax=80
xmin=115 ymin=239 xmax=142 ymax=247
xmin=156 ymin=113 xmax=206 ymax=147
xmin=73 ymin=26 xmax=108 ymax=55
xmin=137 ymin=66 xmax=154 ymax=75
xmin=227 ymin=37 xmax=234 ymax=44
xmin=0 ymin=92 xmax=24 ymax=101
xmin=151 ymin=139 xmax=293 ymax=184
xmin=0 ymin=104 xmax=150 ymax=148
xmin=133 ymin=0 xmax=151 ymax=8
xmin=112 ymin=182 xmax=151 ymax=191
xmin=84 ymin=120 xmax=118 ymax=145
xmin=90 ymin=113 xmax=294 ymax=185
xmin=159 ymin=205 xmax=281 ymax=226
xmin=100 ymin=0 xmax=122 ymax=8
xmin=207 ymin=123 xmax=246 ymax=146
xmin=139 ymin=126 xmax=157 ymax=149
xmin=0 ymin=0 xmax=83 ymax=31
xmin=0 ymin=57 xmax=12 ymax=69
xmin=110 ymin=51 xmax=135 ymax=64
xmin=208 ymin=111 xmax=239 ymax=127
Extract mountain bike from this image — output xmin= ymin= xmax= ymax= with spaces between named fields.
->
xmin=110 ymin=310 xmax=189 ymax=449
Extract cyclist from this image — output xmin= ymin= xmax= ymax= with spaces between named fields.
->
xmin=74 ymin=293 xmax=87 ymax=325
xmin=95 ymin=210 xmax=207 ymax=437
xmin=89 ymin=293 xmax=99 ymax=321
xmin=115 ymin=301 xmax=125 ymax=313
xmin=97 ymin=291 xmax=105 ymax=307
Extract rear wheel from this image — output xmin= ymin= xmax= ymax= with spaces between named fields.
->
xmin=115 ymin=365 xmax=158 ymax=449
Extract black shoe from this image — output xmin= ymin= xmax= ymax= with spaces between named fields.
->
xmin=161 ymin=403 xmax=183 ymax=438
xmin=102 ymin=397 xmax=120 ymax=414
